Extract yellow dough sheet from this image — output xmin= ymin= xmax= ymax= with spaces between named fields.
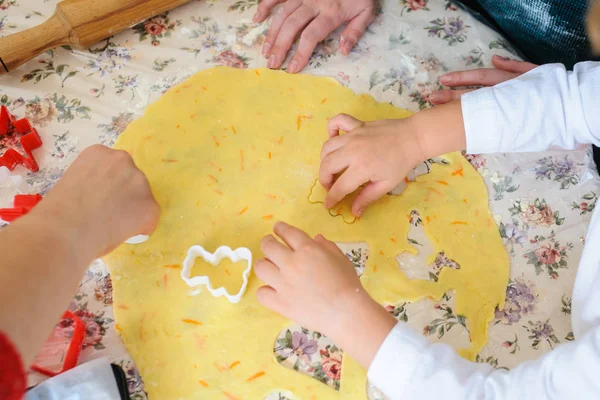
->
xmin=105 ymin=67 xmax=510 ymax=399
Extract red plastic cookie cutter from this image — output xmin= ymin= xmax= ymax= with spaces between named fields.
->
xmin=0 ymin=105 xmax=43 ymax=172
xmin=31 ymin=310 xmax=86 ymax=377
xmin=0 ymin=193 xmax=42 ymax=222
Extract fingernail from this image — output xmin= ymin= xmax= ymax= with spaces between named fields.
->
xmin=262 ymin=42 xmax=272 ymax=57
xmin=252 ymin=12 xmax=259 ymax=22
xmin=494 ymin=55 xmax=509 ymax=61
xmin=288 ymin=60 xmax=299 ymax=74
xmin=356 ymin=208 xmax=364 ymax=217
xmin=428 ymin=92 xmax=440 ymax=102
xmin=339 ymin=35 xmax=346 ymax=47
xmin=440 ymin=74 xmax=452 ymax=84
xmin=268 ymin=54 xmax=278 ymax=69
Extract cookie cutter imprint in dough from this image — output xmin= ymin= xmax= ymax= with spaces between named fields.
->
xmin=181 ymin=245 xmax=253 ymax=304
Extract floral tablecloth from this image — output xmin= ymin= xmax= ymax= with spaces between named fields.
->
xmin=1 ymin=0 xmax=598 ymax=398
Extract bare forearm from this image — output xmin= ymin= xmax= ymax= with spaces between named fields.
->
xmin=330 ymin=291 xmax=397 ymax=369
xmin=0 ymin=210 xmax=94 ymax=364
xmin=413 ymin=100 xmax=467 ymax=159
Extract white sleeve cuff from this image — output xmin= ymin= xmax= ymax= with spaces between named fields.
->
xmin=461 ymin=87 xmax=502 ymax=154
xmin=367 ymin=322 xmax=428 ymax=399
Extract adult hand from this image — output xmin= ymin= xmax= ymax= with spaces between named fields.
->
xmin=319 ymin=114 xmax=424 ymax=217
xmin=35 ymin=145 xmax=160 ymax=257
xmin=428 ymin=55 xmax=538 ymax=105
xmin=254 ymin=0 xmax=377 ymax=73
xmin=256 ymin=222 xmax=396 ymax=368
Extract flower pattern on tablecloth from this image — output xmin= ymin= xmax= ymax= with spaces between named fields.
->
xmin=3 ymin=0 xmax=599 ymax=398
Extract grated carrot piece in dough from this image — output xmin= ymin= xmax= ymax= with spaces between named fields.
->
xmin=436 ymin=180 xmax=448 ymax=186
xmin=163 ymin=264 xmax=181 ymax=269
xmin=223 ymin=392 xmax=239 ymax=400
xmin=209 ymin=161 xmax=222 ymax=172
xmin=263 ymin=215 xmax=273 ymax=220
xmin=198 ymin=380 xmax=208 ymax=387
xmin=229 ymin=361 xmax=240 ymax=370
xmin=246 ymin=371 xmax=266 ymax=382
xmin=208 ymin=175 xmax=218 ymax=183
xmin=451 ymin=167 xmax=464 ymax=176
xmin=182 ymin=319 xmax=203 ymax=325
xmin=238 ymin=206 xmax=248 ymax=215
xmin=212 ymin=136 xmax=220 ymax=147
xmin=428 ymin=187 xmax=443 ymax=196
xmin=232 ymin=125 xmax=237 ymax=134
xmin=265 ymin=194 xmax=276 ymax=200
xmin=321 ymin=98 xmax=327 ymax=104
xmin=214 ymin=190 xmax=223 ymax=195
xmin=451 ymin=221 xmax=468 ymax=225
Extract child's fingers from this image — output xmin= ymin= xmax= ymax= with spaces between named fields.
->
xmin=254 ymin=0 xmax=285 ymax=23
xmin=352 ymin=180 xmax=392 ymax=217
xmin=274 ymin=221 xmax=313 ymax=250
xmin=321 ymin=134 xmax=350 ymax=161
xmin=315 ymin=234 xmax=342 ymax=254
xmin=428 ymin=89 xmax=474 ymax=105
xmin=440 ymin=68 xmax=518 ymax=87
xmin=325 ymin=168 xmax=363 ymax=209
xmin=319 ymin=149 xmax=350 ymax=190
xmin=288 ymin=14 xmax=340 ymax=73
xmin=491 ymin=55 xmax=538 ymax=74
xmin=327 ymin=114 xmax=364 ymax=138
xmin=260 ymin=234 xmax=292 ymax=265
xmin=254 ymin=259 xmax=282 ymax=288
xmin=340 ymin=8 xmax=375 ymax=55
xmin=256 ymin=286 xmax=286 ymax=314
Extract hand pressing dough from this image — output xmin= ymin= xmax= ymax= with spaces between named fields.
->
xmin=104 ymin=67 xmax=509 ymax=399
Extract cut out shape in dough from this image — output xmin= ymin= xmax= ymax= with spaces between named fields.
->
xmin=308 ymin=179 xmax=358 ymax=224
xmin=104 ymin=67 xmax=509 ymax=400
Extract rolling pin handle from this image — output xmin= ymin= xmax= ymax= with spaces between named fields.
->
xmin=0 ymin=13 xmax=70 ymax=76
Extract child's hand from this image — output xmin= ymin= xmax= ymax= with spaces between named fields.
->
xmin=33 ymin=145 xmax=160 ymax=257
xmin=320 ymin=114 xmax=425 ymax=216
xmin=254 ymin=0 xmax=377 ymax=73
xmin=256 ymin=222 xmax=396 ymax=368
xmin=429 ymin=55 xmax=538 ymax=104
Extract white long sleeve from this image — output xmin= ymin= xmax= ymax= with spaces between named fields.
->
xmin=368 ymin=322 xmax=600 ymax=399
xmin=461 ymin=62 xmax=600 ymax=153
xmin=367 ymin=61 xmax=600 ymax=399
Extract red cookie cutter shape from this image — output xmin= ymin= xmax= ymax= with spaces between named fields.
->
xmin=30 ymin=310 xmax=86 ymax=377
xmin=0 ymin=194 xmax=42 ymax=222
xmin=0 ymin=105 xmax=43 ymax=172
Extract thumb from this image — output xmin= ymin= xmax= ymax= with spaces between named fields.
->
xmin=327 ymin=114 xmax=365 ymax=138
xmin=340 ymin=8 xmax=375 ymax=55
xmin=352 ymin=181 xmax=392 ymax=217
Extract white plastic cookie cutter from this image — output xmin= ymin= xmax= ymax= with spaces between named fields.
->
xmin=181 ymin=245 xmax=253 ymax=304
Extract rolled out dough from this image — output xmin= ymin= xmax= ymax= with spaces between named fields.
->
xmin=104 ymin=67 xmax=509 ymax=399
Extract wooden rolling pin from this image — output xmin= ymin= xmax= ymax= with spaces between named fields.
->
xmin=0 ymin=0 xmax=193 ymax=75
